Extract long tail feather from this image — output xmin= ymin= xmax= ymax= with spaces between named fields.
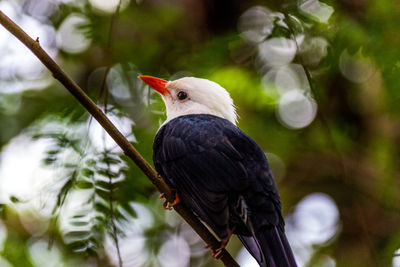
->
xmin=238 ymin=235 xmax=266 ymax=265
xmin=239 ymin=227 xmax=297 ymax=267
xmin=256 ymin=226 xmax=297 ymax=267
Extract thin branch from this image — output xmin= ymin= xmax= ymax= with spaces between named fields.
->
xmin=103 ymin=151 xmax=123 ymax=267
xmin=0 ymin=11 xmax=239 ymax=267
xmin=283 ymin=12 xmax=346 ymax=176
xmin=98 ymin=1 xmax=121 ymax=111
xmin=101 ymin=3 xmax=123 ymax=265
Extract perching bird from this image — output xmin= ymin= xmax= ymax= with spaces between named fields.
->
xmin=138 ymin=75 xmax=297 ymax=267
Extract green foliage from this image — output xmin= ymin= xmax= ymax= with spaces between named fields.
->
xmin=3 ymin=232 xmax=35 ymax=267
xmin=29 ymin=115 xmax=140 ymax=260
xmin=209 ymin=66 xmax=278 ymax=109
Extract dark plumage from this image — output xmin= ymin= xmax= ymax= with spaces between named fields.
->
xmin=153 ymin=114 xmax=297 ymax=267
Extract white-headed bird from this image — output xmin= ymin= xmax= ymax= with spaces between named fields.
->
xmin=139 ymin=75 xmax=297 ymax=267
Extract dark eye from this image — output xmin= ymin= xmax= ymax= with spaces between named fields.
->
xmin=177 ymin=91 xmax=187 ymax=100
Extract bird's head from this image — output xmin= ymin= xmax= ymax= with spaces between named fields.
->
xmin=138 ymin=75 xmax=237 ymax=125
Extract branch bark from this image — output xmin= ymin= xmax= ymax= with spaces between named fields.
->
xmin=0 ymin=10 xmax=240 ymax=267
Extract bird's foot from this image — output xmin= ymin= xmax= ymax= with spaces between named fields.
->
xmin=208 ymin=239 xmax=228 ymax=259
xmin=211 ymin=244 xmax=225 ymax=259
xmin=206 ymin=226 xmax=236 ymax=259
xmin=159 ymin=191 xmax=181 ymax=210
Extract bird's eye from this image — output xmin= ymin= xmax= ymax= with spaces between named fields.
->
xmin=177 ymin=91 xmax=187 ymax=100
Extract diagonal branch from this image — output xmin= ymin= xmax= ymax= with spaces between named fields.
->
xmin=0 ymin=10 xmax=240 ymax=267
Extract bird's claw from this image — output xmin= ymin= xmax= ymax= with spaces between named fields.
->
xmin=211 ymin=248 xmax=224 ymax=259
xmin=207 ymin=226 xmax=235 ymax=259
xmin=159 ymin=191 xmax=181 ymax=210
xmin=208 ymin=240 xmax=228 ymax=259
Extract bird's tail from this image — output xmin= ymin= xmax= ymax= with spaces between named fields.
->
xmin=239 ymin=226 xmax=297 ymax=267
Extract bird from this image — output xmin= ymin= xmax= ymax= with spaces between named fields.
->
xmin=138 ymin=75 xmax=297 ymax=267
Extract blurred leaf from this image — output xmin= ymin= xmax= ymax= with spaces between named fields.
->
xmin=9 ymin=196 xmax=20 ymax=203
xmin=76 ymin=180 xmax=93 ymax=189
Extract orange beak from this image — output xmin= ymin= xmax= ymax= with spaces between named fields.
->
xmin=138 ymin=75 xmax=169 ymax=95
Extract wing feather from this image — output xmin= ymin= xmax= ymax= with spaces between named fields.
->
xmin=153 ymin=114 xmax=282 ymax=239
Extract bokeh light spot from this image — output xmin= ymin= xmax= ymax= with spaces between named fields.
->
xmin=300 ymin=37 xmax=329 ymax=67
xmin=289 ymin=193 xmax=340 ymax=245
xmin=107 ymin=64 xmax=133 ymax=100
xmin=0 ymin=1 xmax=56 ymax=93
xmin=89 ymin=0 xmax=131 ymax=14
xmin=285 ymin=193 xmax=340 ymax=264
xmin=0 ymin=135 xmax=55 ymax=207
xmin=393 ymin=249 xmax=400 ymax=267
xmin=238 ymin=6 xmax=274 ymax=44
xmin=299 ymin=0 xmax=334 ymax=23
xmin=277 ymin=90 xmax=317 ymax=129
xmin=264 ymin=64 xmax=310 ymax=96
xmin=56 ymin=14 xmax=91 ymax=54
xmin=23 ymin=0 xmax=58 ymax=20
xmin=28 ymin=240 xmax=63 ymax=267
xmin=339 ymin=49 xmax=375 ymax=83
xmin=258 ymin=37 xmax=297 ymax=67
xmin=158 ymin=234 xmax=191 ymax=267
xmin=88 ymin=110 xmax=136 ymax=151
xmin=104 ymin=203 xmax=152 ymax=267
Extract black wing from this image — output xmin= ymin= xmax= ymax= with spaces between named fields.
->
xmin=153 ymin=114 xmax=283 ymax=239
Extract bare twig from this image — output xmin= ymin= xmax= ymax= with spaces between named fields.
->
xmin=100 ymin=3 xmax=123 ymax=266
xmin=283 ymin=12 xmax=346 ymax=175
xmin=98 ymin=1 xmax=121 ymax=110
xmin=0 ymin=10 xmax=239 ymax=267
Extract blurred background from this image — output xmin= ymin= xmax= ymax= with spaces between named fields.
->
xmin=0 ymin=0 xmax=399 ymax=266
